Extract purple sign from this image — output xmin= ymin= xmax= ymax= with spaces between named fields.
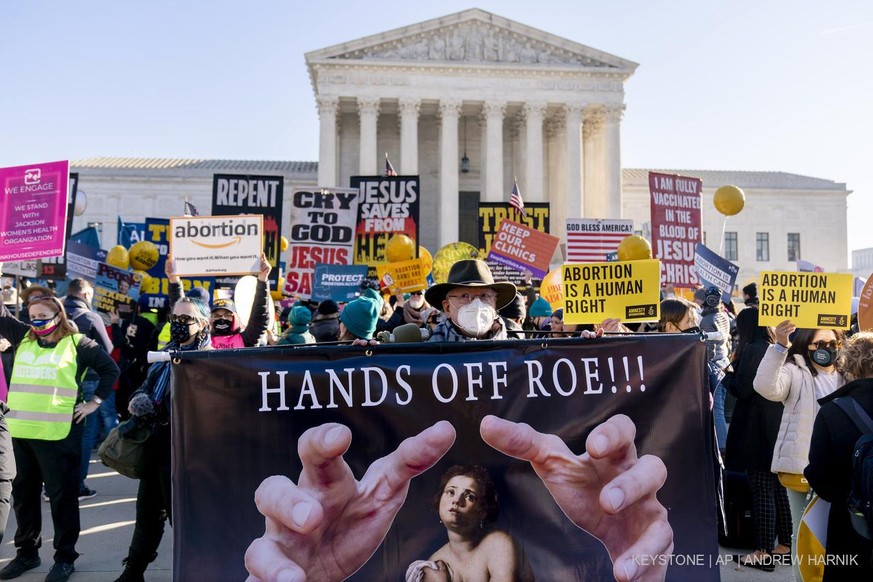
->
xmin=0 ymin=160 xmax=70 ymax=261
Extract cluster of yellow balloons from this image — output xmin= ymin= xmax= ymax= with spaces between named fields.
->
xmin=384 ymin=234 xmax=432 ymax=287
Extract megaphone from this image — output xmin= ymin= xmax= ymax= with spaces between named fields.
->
xmin=376 ymin=322 xmax=430 ymax=343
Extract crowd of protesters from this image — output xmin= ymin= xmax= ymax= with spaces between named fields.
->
xmin=0 ymin=256 xmax=870 ymax=581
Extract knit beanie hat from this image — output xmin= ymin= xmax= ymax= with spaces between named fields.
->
xmin=340 ymin=293 xmax=381 ymax=339
xmin=529 ymin=296 xmax=552 ymax=317
xmin=288 ymin=305 xmax=312 ymax=333
xmin=317 ymin=299 xmax=339 ymax=316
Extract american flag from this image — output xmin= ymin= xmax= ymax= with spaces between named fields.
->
xmin=184 ymin=199 xmax=199 ymax=217
xmin=509 ymin=180 xmax=526 ymax=217
xmin=565 ymin=219 xmax=634 ymax=262
xmin=384 ymin=154 xmax=397 ymax=177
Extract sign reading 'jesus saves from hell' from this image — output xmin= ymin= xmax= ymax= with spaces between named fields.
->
xmin=169 ymin=215 xmax=263 ymax=277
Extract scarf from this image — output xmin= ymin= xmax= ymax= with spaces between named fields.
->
xmin=152 ymin=332 xmax=210 ymax=405
xmin=403 ymin=302 xmax=427 ymax=325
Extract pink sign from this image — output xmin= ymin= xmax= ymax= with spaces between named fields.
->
xmin=649 ymin=171 xmax=702 ymax=288
xmin=0 ymin=160 xmax=70 ymax=261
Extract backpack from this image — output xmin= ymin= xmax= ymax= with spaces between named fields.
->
xmin=833 ymin=397 xmax=873 ymax=540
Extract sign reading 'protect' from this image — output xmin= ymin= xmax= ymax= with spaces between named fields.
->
xmin=169 ymin=215 xmax=263 ymax=277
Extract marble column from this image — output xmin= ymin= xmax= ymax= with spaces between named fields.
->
xmin=523 ymin=102 xmax=546 ymax=202
xmin=316 ymin=96 xmax=339 ymax=187
xmin=438 ymin=99 xmax=462 ymax=246
xmin=482 ymin=101 xmax=506 ymax=202
xmin=564 ymin=104 xmax=585 ymax=220
xmin=546 ymin=111 xmax=566 ymax=239
xmin=583 ymin=107 xmax=606 ymax=218
xmin=357 ymin=96 xmax=380 ymax=176
xmin=398 ymin=97 xmax=420 ymax=175
xmin=602 ymin=104 xmax=625 ymax=219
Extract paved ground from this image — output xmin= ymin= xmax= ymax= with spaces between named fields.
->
xmin=1 ymin=454 xmax=793 ymax=581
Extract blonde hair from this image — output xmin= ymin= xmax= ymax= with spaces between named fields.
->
xmin=836 ymin=332 xmax=873 ymax=383
xmin=27 ymin=296 xmax=78 ymax=343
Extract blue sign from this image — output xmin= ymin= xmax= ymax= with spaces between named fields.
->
xmin=694 ymin=243 xmax=739 ymax=301
xmin=312 ymin=264 xmax=369 ymax=302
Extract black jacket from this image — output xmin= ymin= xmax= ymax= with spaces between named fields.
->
xmin=805 ymin=378 xmax=873 ymax=580
xmin=724 ymin=340 xmax=784 ymax=472
xmin=63 ymin=295 xmax=113 ymax=382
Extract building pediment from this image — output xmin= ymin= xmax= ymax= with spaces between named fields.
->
xmin=306 ymin=8 xmax=637 ymax=72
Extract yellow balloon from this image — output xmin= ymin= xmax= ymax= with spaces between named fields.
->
xmin=714 ymin=185 xmax=745 ymax=216
xmin=270 ymin=289 xmax=284 ymax=301
xmin=418 ymin=246 xmax=433 ymax=276
xmin=280 ymin=236 xmax=289 ymax=252
xmin=540 ymin=268 xmax=564 ymax=308
xmin=129 ymin=241 xmax=160 ymax=271
xmin=106 ymin=245 xmax=130 ymax=270
xmin=385 ymin=234 xmax=416 ymax=263
xmin=432 ymin=242 xmax=480 ymax=283
xmin=617 ymin=235 xmax=653 ymax=261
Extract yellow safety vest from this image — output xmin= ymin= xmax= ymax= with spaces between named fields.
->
xmin=156 ymin=322 xmax=171 ymax=350
xmin=6 ymin=334 xmax=82 ymax=441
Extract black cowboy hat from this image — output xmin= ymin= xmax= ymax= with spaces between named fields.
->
xmin=425 ymin=259 xmax=517 ymax=312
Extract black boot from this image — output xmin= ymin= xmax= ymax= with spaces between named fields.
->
xmin=112 ymin=554 xmax=154 ymax=582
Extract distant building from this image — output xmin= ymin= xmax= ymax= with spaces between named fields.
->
xmin=853 ymin=247 xmax=873 ymax=281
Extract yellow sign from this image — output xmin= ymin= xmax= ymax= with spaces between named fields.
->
xmin=759 ymin=271 xmax=853 ymax=329
xmin=561 ymin=260 xmax=661 ymax=325
xmin=375 ymin=257 xmax=428 ymax=295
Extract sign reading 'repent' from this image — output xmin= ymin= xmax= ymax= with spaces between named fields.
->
xmin=169 ymin=215 xmax=263 ymax=277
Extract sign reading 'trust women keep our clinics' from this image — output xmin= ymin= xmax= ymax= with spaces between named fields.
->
xmin=758 ymin=270 xmax=853 ymax=329
xmin=562 ymin=260 xmax=661 ymax=325
xmin=169 ymin=215 xmax=263 ymax=277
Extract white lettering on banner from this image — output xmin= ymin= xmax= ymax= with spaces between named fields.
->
xmin=255 ymin=354 xmax=648 ymax=412
xmin=215 ymin=178 xmax=279 ymax=207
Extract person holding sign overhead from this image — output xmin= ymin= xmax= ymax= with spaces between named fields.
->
xmin=753 ymin=320 xmax=846 ymax=578
xmin=167 ymin=253 xmax=272 ymax=349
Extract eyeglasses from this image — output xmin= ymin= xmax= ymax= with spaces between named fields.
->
xmin=169 ymin=314 xmax=199 ymax=326
xmin=810 ymin=340 xmax=841 ymax=350
xmin=410 ymin=291 xmax=423 ymax=296
xmin=446 ymin=291 xmax=498 ymax=307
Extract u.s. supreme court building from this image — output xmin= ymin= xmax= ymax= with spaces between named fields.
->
xmin=69 ymin=9 xmax=849 ymax=289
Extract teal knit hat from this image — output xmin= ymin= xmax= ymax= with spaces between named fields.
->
xmin=340 ymin=292 xmax=382 ymax=339
xmin=288 ymin=305 xmax=312 ymax=333
xmin=529 ymin=296 xmax=552 ymax=317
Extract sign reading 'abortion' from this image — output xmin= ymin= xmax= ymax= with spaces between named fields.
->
xmin=169 ymin=215 xmax=263 ymax=277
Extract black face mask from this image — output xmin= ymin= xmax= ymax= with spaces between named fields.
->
xmin=809 ymin=347 xmax=838 ymax=367
xmin=170 ymin=321 xmax=196 ymax=344
xmin=211 ymin=318 xmax=235 ymax=336
xmin=682 ymin=326 xmax=702 ymax=335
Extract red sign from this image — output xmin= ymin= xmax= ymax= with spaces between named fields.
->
xmin=486 ymin=219 xmax=560 ymax=279
xmin=649 ymin=172 xmax=702 ymax=288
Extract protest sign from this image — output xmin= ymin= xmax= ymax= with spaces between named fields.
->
xmin=284 ymin=187 xmax=359 ymax=298
xmin=562 ymin=260 xmax=661 ymax=325
xmin=93 ymin=262 xmax=141 ymax=316
xmin=171 ymin=336 xmax=717 ymax=581
xmin=118 ymin=218 xmax=147 ymax=247
xmin=649 ymin=172 xmax=702 ymax=288
xmin=859 ymin=277 xmax=873 ymax=332
xmin=694 ymin=243 xmax=739 ymax=302
xmin=169 ymin=215 xmax=262 ymax=277
xmin=311 ymin=264 xmax=369 ymax=302
xmin=212 ymin=173 xmax=283 ymax=288
xmin=565 ymin=218 xmax=634 ymax=262
xmin=486 ymin=219 xmax=560 ymax=279
xmin=2 ymin=260 xmax=39 ymax=278
xmin=0 ymin=160 xmax=70 ymax=262
xmin=66 ymin=241 xmax=108 ymax=281
xmin=478 ymin=202 xmax=549 ymax=285
xmin=349 ymin=175 xmax=420 ymax=270
xmin=138 ymin=217 xmax=212 ymax=309
xmin=375 ymin=257 xmax=428 ymax=294
xmin=758 ymin=271 xmax=853 ymax=329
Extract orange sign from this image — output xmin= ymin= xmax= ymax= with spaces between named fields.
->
xmin=859 ymin=277 xmax=873 ymax=332
xmin=486 ymin=219 xmax=560 ymax=278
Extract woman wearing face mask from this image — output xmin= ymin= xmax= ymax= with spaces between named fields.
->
xmin=112 ymin=296 xmax=212 ymax=582
xmin=657 ymin=298 xmax=700 ymax=333
xmin=0 ymin=287 xmax=119 ymax=582
xmin=753 ymin=320 xmax=846 ymax=579
xmin=167 ymin=253 xmax=272 ymax=349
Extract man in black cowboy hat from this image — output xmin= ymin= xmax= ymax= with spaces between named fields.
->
xmin=424 ymin=260 xmax=516 ymax=341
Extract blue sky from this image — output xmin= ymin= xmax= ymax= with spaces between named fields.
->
xmin=2 ymin=0 xmax=871 ymax=258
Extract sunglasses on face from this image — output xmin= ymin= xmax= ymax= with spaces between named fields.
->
xmin=810 ymin=340 xmax=841 ymax=350
xmin=169 ymin=314 xmax=199 ymax=326
xmin=27 ymin=295 xmax=55 ymax=304
xmin=410 ymin=292 xmax=423 ymax=296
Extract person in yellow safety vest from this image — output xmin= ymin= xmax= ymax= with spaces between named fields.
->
xmin=0 ymin=286 xmax=119 ymax=582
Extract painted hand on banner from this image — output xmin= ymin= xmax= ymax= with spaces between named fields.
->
xmin=245 ymin=421 xmax=456 ymax=582
xmin=257 ymin=253 xmax=271 ymax=282
xmin=480 ymin=414 xmax=673 ymax=582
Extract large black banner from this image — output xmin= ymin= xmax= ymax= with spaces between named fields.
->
xmin=171 ymin=335 xmax=718 ymax=581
